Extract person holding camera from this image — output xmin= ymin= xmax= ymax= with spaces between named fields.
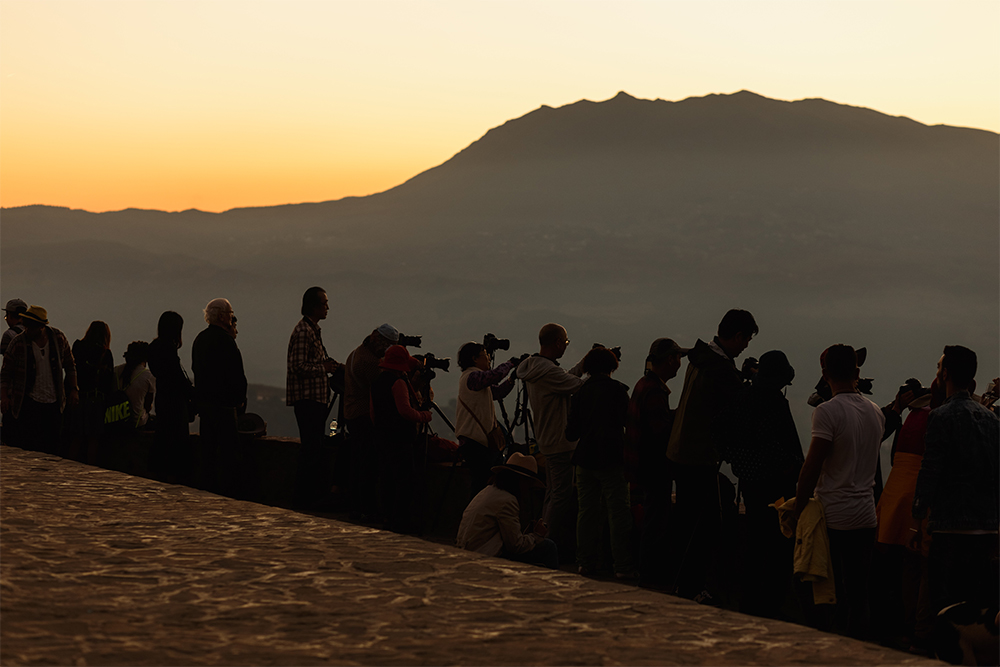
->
xmin=455 ymin=339 xmax=526 ymax=499
xmin=793 ymin=344 xmax=885 ymax=638
xmin=343 ymin=323 xmax=400 ymax=520
xmin=370 ymin=344 xmax=433 ymax=533
xmin=517 ymin=323 xmax=586 ymax=561
xmin=286 ymin=287 xmax=341 ymax=448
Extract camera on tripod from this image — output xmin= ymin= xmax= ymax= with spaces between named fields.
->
xmin=483 ymin=333 xmax=510 ymax=354
xmin=398 ymin=332 xmax=422 ymax=348
xmin=418 ymin=352 xmax=450 ymax=373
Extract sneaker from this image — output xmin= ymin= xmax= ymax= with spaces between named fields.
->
xmin=615 ymin=570 xmax=639 ymax=581
xmin=577 ymin=565 xmax=595 ymax=576
xmin=692 ymin=589 xmax=720 ymax=606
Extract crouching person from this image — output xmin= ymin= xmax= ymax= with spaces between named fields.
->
xmin=456 ymin=452 xmax=558 ymax=569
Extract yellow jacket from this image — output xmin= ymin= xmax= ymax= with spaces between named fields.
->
xmin=775 ymin=497 xmax=835 ymax=605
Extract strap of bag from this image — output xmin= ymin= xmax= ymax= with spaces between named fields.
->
xmin=458 ymin=396 xmax=495 ymax=442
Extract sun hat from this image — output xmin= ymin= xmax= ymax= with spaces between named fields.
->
xmin=20 ymin=305 xmax=48 ymax=326
xmin=3 ymin=299 xmax=26 ymax=314
xmin=491 ymin=452 xmax=545 ymax=487
xmin=379 ymin=345 xmax=420 ymax=372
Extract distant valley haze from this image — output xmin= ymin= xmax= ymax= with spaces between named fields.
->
xmin=2 ymin=90 xmax=997 ymax=443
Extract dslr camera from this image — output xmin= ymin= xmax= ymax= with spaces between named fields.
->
xmin=483 ymin=333 xmax=510 ymax=354
xmin=397 ymin=332 xmax=422 ymax=348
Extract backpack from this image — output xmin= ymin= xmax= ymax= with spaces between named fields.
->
xmin=104 ymin=368 xmax=136 ymax=432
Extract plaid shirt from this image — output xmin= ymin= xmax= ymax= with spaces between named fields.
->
xmin=286 ymin=317 xmax=331 ymax=405
xmin=0 ymin=326 xmax=77 ymax=418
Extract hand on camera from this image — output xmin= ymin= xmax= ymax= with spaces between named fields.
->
xmin=508 ymin=353 xmax=530 ymax=367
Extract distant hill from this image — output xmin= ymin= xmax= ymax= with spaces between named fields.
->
xmin=3 ymin=90 xmax=997 ymax=442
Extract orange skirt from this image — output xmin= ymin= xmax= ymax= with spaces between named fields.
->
xmin=876 ymin=452 xmax=922 ymax=546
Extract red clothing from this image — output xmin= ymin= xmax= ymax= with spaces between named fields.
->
xmin=895 ymin=407 xmax=929 ymax=456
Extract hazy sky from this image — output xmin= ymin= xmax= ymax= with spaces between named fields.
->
xmin=2 ymin=0 xmax=997 ymax=213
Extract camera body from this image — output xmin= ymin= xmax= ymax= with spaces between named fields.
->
xmin=420 ymin=352 xmax=451 ymax=373
xmin=483 ymin=333 xmax=510 ymax=354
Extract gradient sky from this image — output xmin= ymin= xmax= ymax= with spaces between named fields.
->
xmin=2 ymin=0 xmax=997 ymax=213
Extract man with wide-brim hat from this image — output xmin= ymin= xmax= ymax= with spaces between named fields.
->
xmin=456 ymin=452 xmax=558 ymax=569
xmin=1 ymin=298 xmax=27 ymax=357
xmin=0 ymin=305 xmax=78 ymax=452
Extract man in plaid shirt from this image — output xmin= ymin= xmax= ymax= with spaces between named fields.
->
xmin=286 ymin=287 xmax=341 ymax=449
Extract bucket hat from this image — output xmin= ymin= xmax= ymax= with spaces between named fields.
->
xmin=379 ymin=345 xmax=420 ymax=373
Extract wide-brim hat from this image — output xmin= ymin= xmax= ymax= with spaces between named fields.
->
xmin=20 ymin=305 xmax=48 ymax=325
xmin=491 ymin=452 xmax=545 ymax=487
xmin=379 ymin=344 xmax=420 ymax=373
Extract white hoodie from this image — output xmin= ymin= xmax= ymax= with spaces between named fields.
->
xmin=517 ymin=354 xmax=585 ymax=456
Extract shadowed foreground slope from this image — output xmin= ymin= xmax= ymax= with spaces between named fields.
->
xmin=0 ymin=446 xmax=940 ymax=666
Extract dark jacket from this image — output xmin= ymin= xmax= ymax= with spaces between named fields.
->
xmin=625 ymin=371 xmax=674 ymax=483
xmin=720 ymin=382 xmax=803 ymax=484
xmin=566 ymin=374 xmax=630 ymax=470
xmin=912 ymin=391 xmax=999 ymax=532
xmin=191 ymin=324 xmax=247 ymax=410
xmin=667 ymin=338 xmax=742 ymax=467
xmin=370 ymin=371 xmax=424 ymax=446
xmin=148 ymin=337 xmax=194 ymax=429
xmin=72 ymin=339 xmax=115 ymax=398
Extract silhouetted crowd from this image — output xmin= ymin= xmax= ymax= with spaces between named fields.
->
xmin=1 ymin=293 xmax=997 ymax=664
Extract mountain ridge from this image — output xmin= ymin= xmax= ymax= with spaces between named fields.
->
xmin=4 ymin=90 xmax=994 ymax=217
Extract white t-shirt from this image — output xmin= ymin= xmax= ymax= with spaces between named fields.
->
xmin=116 ymin=364 xmax=156 ymax=427
xmin=29 ymin=340 xmax=57 ymax=404
xmin=811 ymin=392 xmax=885 ymax=530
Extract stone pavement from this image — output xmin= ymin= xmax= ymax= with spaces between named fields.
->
xmin=1 ymin=446 xmax=940 ymax=666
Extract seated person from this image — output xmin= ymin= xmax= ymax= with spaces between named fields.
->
xmin=114 ymin=341 xmax=155 ymax=429
xmin=456 ymin=452 xmax=558 ymax=569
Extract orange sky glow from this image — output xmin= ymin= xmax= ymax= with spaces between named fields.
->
xmin=1 ymin=0 xmax=997 ymax=213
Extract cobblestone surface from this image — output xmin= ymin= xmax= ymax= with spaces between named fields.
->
xmin=1 ymin=445 xmax=941 ymax=666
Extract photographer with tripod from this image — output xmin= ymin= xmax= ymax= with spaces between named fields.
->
xmin=370 ymin=344 xmax=433 ymax=534
xmin=455 ymin=334 xmax=528 ymax=500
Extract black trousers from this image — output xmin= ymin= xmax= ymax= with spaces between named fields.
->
xmin=669 ymin=462 xmax=721 ymax=598
xmin=346 ymin=417 xmax=379 ymax=518
xmin=198 ymin=404 xmax=240 ymax=495
xmin=458 ymin=439 xmax=503 ymax=501
xmin=293 ymin=400 xmax=332 ymax=507
xmin=6 ymin=397 xmax=61 ymax=453
xmin=820 ymin=526 xmax=876 ymax=639
xmin=928 ymin=532 xmax=999 ymax=614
